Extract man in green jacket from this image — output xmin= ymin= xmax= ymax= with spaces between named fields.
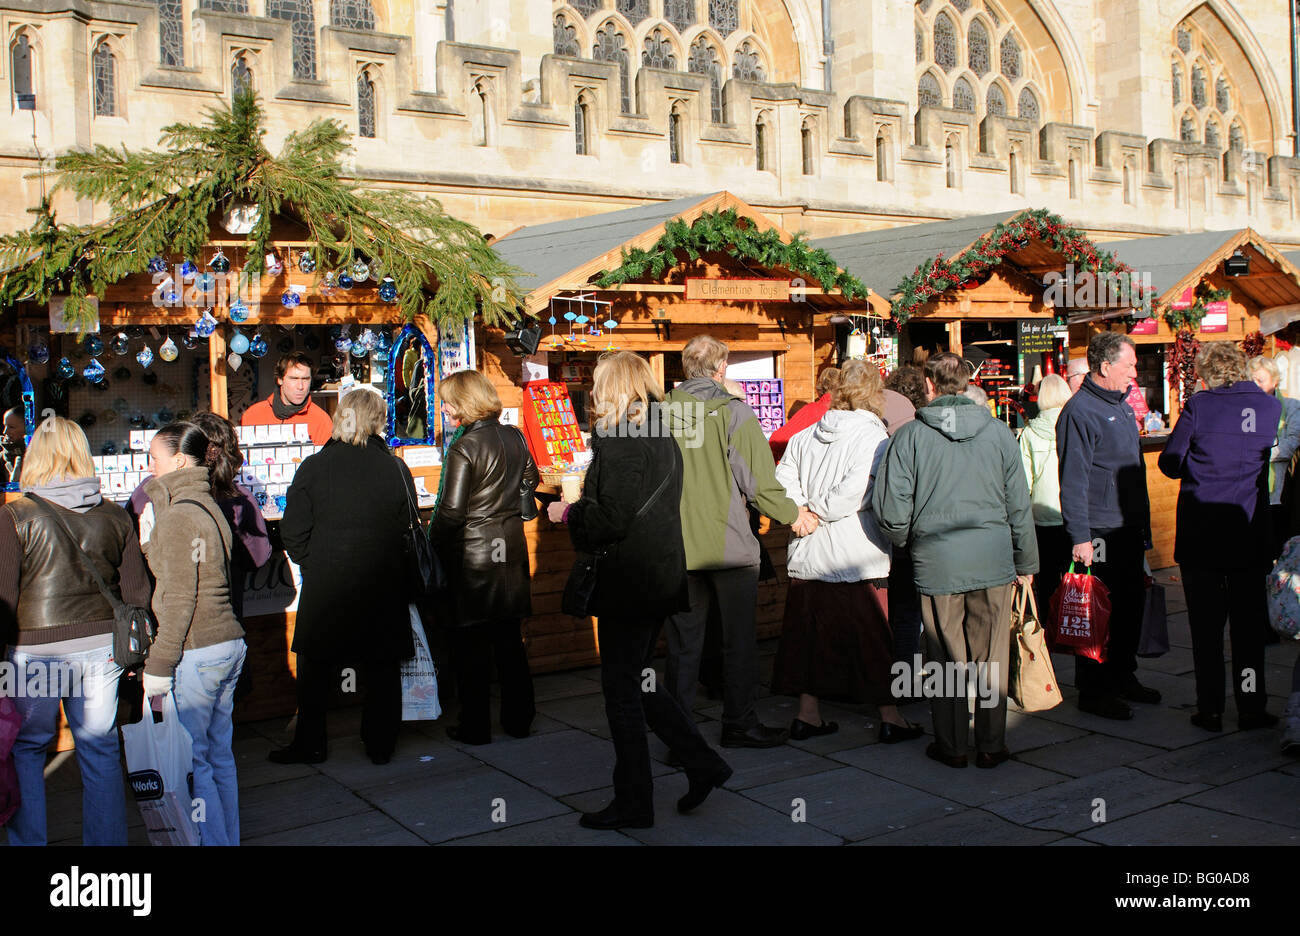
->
xmin=872 ymin=352 xmax=1037 ymax=770
xmin=663 ymin=336 xmax=813 ymax=748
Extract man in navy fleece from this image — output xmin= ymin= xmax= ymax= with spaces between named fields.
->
xmin=1057 ymin=332 xmax=1159 ymax=721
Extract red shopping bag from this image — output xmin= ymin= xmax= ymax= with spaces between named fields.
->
xmin=1049 ymin=563 xmax=1110 ymax=663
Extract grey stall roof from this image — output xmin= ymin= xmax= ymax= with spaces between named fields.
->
xmin=489 ymin=192 xmax=720 ymax=294
xmin=1093 ymin=230 xmax=1242 ymax=298
xmin=809 ymin=211 xmax=1021 ymax=297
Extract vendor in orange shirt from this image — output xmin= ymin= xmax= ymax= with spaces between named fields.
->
xmin=239 ymin=351 xmax=332 ymax=445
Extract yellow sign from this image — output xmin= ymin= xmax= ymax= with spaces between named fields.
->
xmin=684 ymin=277 xmax=791 ymax=302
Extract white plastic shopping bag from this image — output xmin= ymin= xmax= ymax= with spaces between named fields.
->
xmin=121 ymin=691 xmax=200 ymax=846
xmin=401 ymin=604 xmax=442 ymax=721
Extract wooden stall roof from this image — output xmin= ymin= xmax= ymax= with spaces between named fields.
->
xmin=809 ymin=211 xmax=1020 ymax=298
xmin=490 ymin=190 xmax=886 ymax=316
xmin=1096 ymin=229 xmax=1300 ymax=311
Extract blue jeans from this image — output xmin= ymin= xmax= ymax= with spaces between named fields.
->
xmin=6 ymin=642 xmax=127 ymax=846
xmin=172 ymin=638 xmax=246 ymax=847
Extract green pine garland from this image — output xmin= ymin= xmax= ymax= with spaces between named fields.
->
xmin=592 ymin=208 xmax=870 ymax=301
xmin=889 ymin=208 xmax=1145 ymax=323
xmin=0 ymin=92 xmax=526 ymax=332
xmin=1161 ymin=282 xmax=1231 ymax=332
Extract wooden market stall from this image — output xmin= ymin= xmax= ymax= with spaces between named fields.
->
xmin=472 ymin=190 xmax=880 ymax=668
xmin=1073 ymin=229 xmax=1300 ymax=568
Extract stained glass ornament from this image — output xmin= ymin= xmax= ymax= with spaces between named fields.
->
xmin=321 ymin=272 xmax=337 ymax=296
xmin=159 ymin=337 xmax=179 ymax=362
xmin=335 ymin=329 xmax=353 ymax=353
xmin=351 ymin=339 xmax=368 ymax=358
xmin=147 ymin=256 xmax=167 ymax=274
xmin=195 ymin=310 xmax=219 ymax=338
xmin=275 ymin=494 xmax=288 ymax=512
xmin=208 ymin=251 xmax=231 ymax=273
xmin=83 ymin=359 xmax=106 ymax=384
xmin=280 ymin=290 xmax=301 ymax=308
xmin=83 ymin=334 xmax=104 ymax=357
xmin=56 ymin=357 xmax=75 ymax=380
xmin=27 ymin=337 xmax=49 ymax=365
xmin=229 ymin=329 xmax=250 ymax=355
xmin=264 ymin=253 xmax=284 ymax=277
xmin=254 ymin=490 xmax=267 ymax=508
xmin=182 ymin=330 xmax=199 ymax=350
xmin=351 ymin=259 xmax=370 ymax=282
xmin=137 ymin=345 xmax=154 ymax=369
xmin=229 ymin=297 xmax=250 ymax=323
xmin=378 ymin=277 xmax=398 ymax=302
xmin=248 ymin=333 xmax=269 ymax=358
xmin=374 ymin=328 xmax=392 ymax=353
xmin=297 ymin=251 xmax=316 ymax=273
xmin=180 ymin=259 xmax=198 ymax=278
xmin=338 ymin=273 xmax=355 ymax=290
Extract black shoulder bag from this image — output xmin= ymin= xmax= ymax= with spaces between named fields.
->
xmin=26 ymin=494 xmax=156 ymax=671
xmin=393 ymin=455 xmax=445 ymax=597
xmin=561 ymin=460 xmax=674 ymax=618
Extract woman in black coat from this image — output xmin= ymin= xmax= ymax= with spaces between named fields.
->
xmin=430 ymin=370 xmax=538 ymax=745
xmin=271 ymin=388 xmax=416 ymax=766
xmin=549 ymin=352 xmax=731 ymax=830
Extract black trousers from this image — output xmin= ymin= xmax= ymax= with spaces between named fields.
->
xmin=293 ymin=653 xmax=402 ymax=758
xmin=448 ymin=618 xmax=535 ymax=742
xmin=598 ymin=613 xmax=728 ymax=819
xmin=664 ymin=567 xmax=760 ymax=730
xmin=1033 ymin=524 xmax=1071 ymax=624
xmin=1074 ymin=526 xmax=1145 ymax=698
xmin=888 ymin=545 xmax=923 ymax=666
xmin=1180 ymin=564 xmax=1270 ymax=717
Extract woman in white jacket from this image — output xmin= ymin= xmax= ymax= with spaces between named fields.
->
xmin=1018 ymin=373 xmax=1073 ymax=616
xmin=771 ymin=361 xmax=925 ymax=743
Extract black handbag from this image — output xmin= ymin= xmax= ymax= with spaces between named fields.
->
xmin=561 ymin=463 xmax=674 ymax=618
xmin=26 ymin=494 xmax=157 ymax=672
xmin=513 ymin=427 xmax=539 ymax=522
xmin=393 ymin=456 xmax=444 ymax=597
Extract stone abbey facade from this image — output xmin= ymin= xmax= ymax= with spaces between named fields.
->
xmin=2 ymin=0 xmax=1299 ymax=245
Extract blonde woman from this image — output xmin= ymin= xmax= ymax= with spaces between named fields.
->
xmin=1248 ymin=355 xmax=1300 ymax=559
xmin=1019 ymin=373 xmax=1073 ymax=616
xmin=772 ymin=361 xmax=922 ymax=742
xmin=273 ymin=388 xmax=418 ymax=765
xmin=430 ymin=370 xmax=538 ymax=746
xmin=548 ymin=351 xmax=732 ymax=829
xmin=1 ymin=416 xmax=151 ymax=845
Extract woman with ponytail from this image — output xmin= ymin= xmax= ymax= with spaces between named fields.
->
xmin=139 ymin=420 xmax=246 ymax=846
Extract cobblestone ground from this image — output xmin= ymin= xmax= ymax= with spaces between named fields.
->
xmin=12 ymin=570 xmax=1300 ymax=846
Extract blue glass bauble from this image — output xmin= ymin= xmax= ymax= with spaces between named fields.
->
xmin=28 ymin=338 xmax=49 ymax=365
xmin=180 ymin=259 xmax=198 ymax=278
xmin=378 ymin=278 xmax=398 ymax=302
xmin=136 ymin=346 xmax=154 ymax=369
xmin=335 ymin=333 xmax=353 ymax=353
xmin=182 ymin=332 xmax=199 ymax=350
xmin=195 ymin=311 xmax=218 ymax=338
xmin=197 ymin=272 xmax=216 ymax=291
xmin=280 ymin=290 xmax=301 ymax=308
xmin=83 ymin=359 xmax=106 ymax=384
xmin=248 ymin=334 xmax=268 ymax=358
xmin=337 ymin=274 xmax=354 ymax=290
xmin=147 ymin=256 xmax=167 ymax=274
xmin=208 ymin=251 xmax=230 ymax=273
xmin=56 ymin=357 xmax=75 ymax=380
xmin=374 ymin=329 xmax=392 ymax=353
xmin=110 ymin=332 xmax=130 ymax=356
xmin=298 ymin=251 xmax=316 ymax=273
xmin=351 ymin=259 xmax=370 ymax=282
xmin=254 ymin=490 xmax=267 ymax=508
xmin=229 ymin=329 xmax=250 ymax=355
xmin=83 ymin=334 xmax=104 ymax=357
xmin=228 ymin=298 xmax=250 ymax=323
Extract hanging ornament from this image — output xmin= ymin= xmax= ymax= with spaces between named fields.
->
xmin=228 ymin=297 xmax=250 ymax=323
xmin=82 ymin=359 xmax=106 ymax=384
xmin=248 ymin=333 xmax=269 ymax=358
xmin=351 ymin=258 xmax=370 ymax=282
xmin=378 ymin=277 xmax=398 ymax=302
xmin=56 ymin=357 xmax=76 ymax=380
xmin=228 ymin=352 xmax=244 ymax=372
xmin=351 ymin=336 xmax=369 ymax=358
xmin=182 ymin=329 xmax=199 ymax=350
xmin=321 ymin=272 xmax=337 ymax=296
xmin=27 ymin=335 xmax=49 ymax=365
xmin=159 ymin=337 xmax=179 ymax=362
xmin=179 ymin=259 xmax=197 ymax=279
xmin=147 ymin=255 xmax=168 ymax=274
xmin=264 ymin=252 xmax=284 ymax=277
xmin=160 ymin=278 xmax=180 ymax=305
xmin=280 ymin=289 xmax=301 ymax=308
xmin=297 ymin=251 xmax=316 ymax=273
xmin=197 ymin=272 xmax=216 ymax=292
xmin=136 ymin=345 xmax=154 ymax=369
xmin=208 ymin=250 xmax=231 ymax=273
xmin=110 ymin=331 xmax=131 ymax=356
xmin=83 ymin=334 xmax=104 ymax=357
xmin=374 ymin=328 xmax=392 ymax=353
xmin=338 ymin=273 xmax=355 ymax=290
xmin=335 ymin=326 xmax=353 ymax=353
xmin=358 ymin=328 xmax=377 ymax=351
xmin=229 ymin=328 xmax=250 ymax=356
xmin=194 ymin=309 xmax=219 ymax=338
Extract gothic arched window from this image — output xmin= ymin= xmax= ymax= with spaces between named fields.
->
xmin=1205 ymin=120 xmax=1221 ymax=150
xmin=1191 ymin=65 xmax=1206 ymax=108
xmin=933 ymin=12 xmax=957 ymax=72
xmin=1172 ymin=61 xmax=1182 ymax=105
xmin=1017 ymin=87 xmax=1039 ymax=123
xmin=642 ymin=29 xmax=676 ymax=70
xmin=1215 ymin=76 xmax=1230 ymax=113
xmin=331 ymin=0 xmax=375 ymax=30
xmin=918 ymin=72 xmax=941 ymax=109
xmin=231 ymin=54 xmax=253 ymax=100
xmin=733 ymin=42 xmax=766 ymax=82
xmin=575 ymin=96 xmax=590 ymax=154
xmin=689 ymin=38 xmax=724 ymax=123
xmin=553 ymin=15 xmax=579 ymax=57
xmin=665 ymin=0 xmax=695 ymax=32
xmin=1180 ymin=113 xmax=1197 ymax=142
xmin=916 ymin=24 xmax=924 ymax=63
xmin=669 ymin=105 xmax=683 ymax=163
xmin=968 ymin=20 xmax=990 ymax=76
xmin=617 ymin=0 xmax=649 ymax=24
xmin=267 ymin=0 xmax=317 ymax=80
xmin=801 ymin=119 xmax=814 ymax=175
xmin=985 ymin=82 xmax=1006 ymax=116
xmin=1000 ymin=33 xmax=1020 ymax=80
xmin=876 ymin=130 xmax=890 ymax=181
xmin=952 ymin=76 xmax=975 ymax=112
xmin=571 ymin=0 xmax=598 ymax=16
xmin=755 ymin=116 xmax=768 ymax=170
xmin=157 ymin=0 xmax=184 ymax=66
xmin=1177 ymin=24 xmax=1191 ymax=54
xmin=593 ymin=23 xmax=631 ymax=113
xmin=1229 ymin=121 xmax=1245 ymax=152
xmin=710 ymin=0 xmax=739 ymax=38
xmin=357 ymin=69 xmax=377 ymax=138
xmin=93 ymin=41 xmax=116 ymax=116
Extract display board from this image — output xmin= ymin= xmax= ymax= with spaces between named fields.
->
xmin=520 ymin=380 xmax=586 ymax=469
xmin=738 ymin=378 xmax=785 ymax=436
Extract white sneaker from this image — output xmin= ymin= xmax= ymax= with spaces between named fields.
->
xmin=1283 ymin=692 xmax=1300 ymax=755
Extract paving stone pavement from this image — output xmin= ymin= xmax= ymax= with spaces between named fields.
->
xmin=6 ymin=571 xmax=1298 ymax=846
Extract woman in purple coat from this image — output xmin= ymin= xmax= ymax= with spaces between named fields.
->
xmin=1158 ymin=342 xmax=1281 ymax=733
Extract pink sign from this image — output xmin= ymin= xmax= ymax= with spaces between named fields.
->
xmin=1199 ymin=299 xmax=1228 ymax=334
xmin=1129 ymin=318 xmax=1159 ymax=335
xmin=1171 ymin=286 xmax=1194 ymax=310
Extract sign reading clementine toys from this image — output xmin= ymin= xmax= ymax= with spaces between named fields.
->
xmin=685 ymin=278 xmax=791 ymax=302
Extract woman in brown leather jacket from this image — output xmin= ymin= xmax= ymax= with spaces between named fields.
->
xmin=430 ymin=370 xmax=538 ymax=745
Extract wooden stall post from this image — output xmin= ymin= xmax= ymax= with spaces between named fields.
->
xmin=209 ymin=327 xmax=228 ymax=417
